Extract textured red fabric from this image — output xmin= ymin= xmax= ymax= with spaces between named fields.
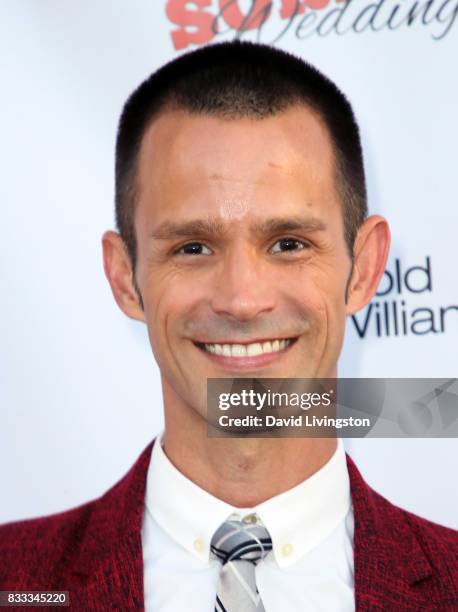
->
xmin=0 ymin=440 xmax=457 ymax=611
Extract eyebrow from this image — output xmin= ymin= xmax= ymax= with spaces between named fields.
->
xmin=150 ymin=218 xmax=226 ymax=240
xmin=252 ymin=216 xmax=327 ymax=235
xmin=150 ymin=216 xmax=327 ymax=240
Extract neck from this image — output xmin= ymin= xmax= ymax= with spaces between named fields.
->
xmin=161 ymin=383 xmax=337 ymax=507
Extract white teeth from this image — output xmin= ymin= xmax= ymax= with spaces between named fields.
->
xmin=231 ymin=344 xmax=247 ymax=357
xmin=247 ymin=343 xmax=263 ymax=356
xmin=202 ymin=338 xmax=293 ymax=357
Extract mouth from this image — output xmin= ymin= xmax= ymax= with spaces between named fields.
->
xmin=192 ymin=336 xmax=299 ymax=370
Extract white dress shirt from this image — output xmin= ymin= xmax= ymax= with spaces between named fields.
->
xmin=142 ymin=433 xmax=355 ymax=611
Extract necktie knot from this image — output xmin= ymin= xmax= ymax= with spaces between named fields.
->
xmin=211 ymin=516 xmax=272 ymax=566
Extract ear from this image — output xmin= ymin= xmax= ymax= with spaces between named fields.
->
xmin=346 ymin=215 xmax=391 ymax=315
xmin=101 ymin=230 xmax=146 ymax=322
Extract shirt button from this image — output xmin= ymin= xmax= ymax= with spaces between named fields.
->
xmin=281 ymin=543 xmax=293 ymax=557
xmin=193 ymin=538 xmax=205 ymax=552
xmin=242 ymin=513 xmax=258 ymax=524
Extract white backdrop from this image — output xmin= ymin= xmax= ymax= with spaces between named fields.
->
xmin=1 ymin=1 xmax=457 ymax=528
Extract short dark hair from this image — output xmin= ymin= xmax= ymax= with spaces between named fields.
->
xmin=115 ymin=41 xmax=367 ymax=282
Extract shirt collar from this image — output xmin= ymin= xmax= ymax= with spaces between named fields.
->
xmin=145 ymin=433 xmax=351 ymax=568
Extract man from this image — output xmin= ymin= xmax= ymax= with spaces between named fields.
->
xmin=0 ymin=41 xmax=456 ymax=611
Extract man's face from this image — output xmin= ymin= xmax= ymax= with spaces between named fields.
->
xmin=133 ymin=105 xmax=353 ymax=415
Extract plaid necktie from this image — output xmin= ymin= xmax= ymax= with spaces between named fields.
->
xmin=210 ymin=516 xmax=272 ymax=612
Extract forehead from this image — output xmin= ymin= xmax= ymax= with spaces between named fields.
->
xmin=135 ymin=105 xmax=339 ymax=226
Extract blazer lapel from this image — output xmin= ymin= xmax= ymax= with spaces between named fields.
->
xmin=69 ymin=534 xmax=144 ymax=610
xmin=65 ymin=440 xmax=156 ymax=611
xmin=347 ymin=455 xmax=433 ymax=611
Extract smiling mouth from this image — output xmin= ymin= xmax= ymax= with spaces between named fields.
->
xmin=193 ymin=337 xmax=298 ymax=357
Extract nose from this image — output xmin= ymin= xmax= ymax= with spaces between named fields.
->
xmin=210 ymin=245 xmax=276 ymax=321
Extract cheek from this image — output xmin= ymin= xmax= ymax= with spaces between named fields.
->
xmin=290 ymin=266 xmax=340 ymax=316
xmin=142 ymin=270 xmax=192 ymax=356
xmin=298 ymin=267 xmax=348 ymax=336
xmin=315 ymin=277 xmax=349 ymax=352
xmin=141 ymin=269 xmax=204 ymax=357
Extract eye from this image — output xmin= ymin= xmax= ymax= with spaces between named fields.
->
xmin=270 ymin=237 xmax=308 ymax=254
xmin=176 ymin=242 xmax=212 ymax=256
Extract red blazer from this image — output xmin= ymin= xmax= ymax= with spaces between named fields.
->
xmin=0 ymin=439 xmax=457 ymax=611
